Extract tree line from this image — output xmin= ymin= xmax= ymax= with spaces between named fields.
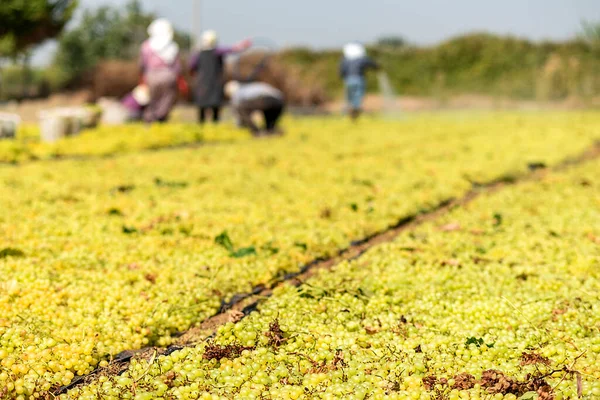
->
xmin=2 ymin=0 xmax=600 ymax=102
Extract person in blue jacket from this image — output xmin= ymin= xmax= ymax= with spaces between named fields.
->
xmin=339 ymin=42 xmax=379 ymax=120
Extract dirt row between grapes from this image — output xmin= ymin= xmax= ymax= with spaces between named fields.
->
xmin=53 ymin=140 xmax=600 ymax=397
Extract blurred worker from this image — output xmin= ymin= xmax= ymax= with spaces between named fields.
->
xmin=121 ymin=84 xmax=150 ymax=121
xmin=339 ymin=42 xmax=379 ymax=120
xmin=224 ymin=81 xmax=285 ymax=136
xmin=189 ymin=30 xmax=251 ymax=124
xmin=139 ymin=18 xmax=183 ymax=123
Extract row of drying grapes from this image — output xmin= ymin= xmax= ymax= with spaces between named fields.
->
xmin=65 ymin=156 xmax=600 ymax=400
xmin=1 ymin=113 xmax=599 ymax=398
xmin=0 ymin=123 xmax=249 ymax=164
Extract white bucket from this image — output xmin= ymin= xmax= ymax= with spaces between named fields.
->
xmin=39 ymin=107 xmax=91 ymax=142
xmin=0 ymin=112 xmax=20 ymax=139
xmin=97 ymin=97 xmax=129 ymax=125
xmin=39 ymin=112 xmax=67 ymax=143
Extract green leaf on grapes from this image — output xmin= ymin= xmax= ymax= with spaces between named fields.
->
xmin=350 ymin=203 xmax=359 ymax=212
xmin=493 ymin=212 xmax=503 ymax=226
xmin=231 ymin=247 xmax=256 ymax=258
xmin=261 ymin=242 xmax=279 ymax=255
xmin=297 ymin=287 xmax=312 ymax=297
xmin=519 ymin=392 xmax=539 ymax=400
xmin=465 ymin=337 xmax=484 ymax=347
xmin=0 ymin=247 xmax=25 ymax=259
xmin=353 ymin=178 xmax=374 ymax=187
xmin=294 ymin=242 xmax=308 ymax=251
xmin=179 ymin=225 xmax=193 ymax=236
xmin=215 ymin=231 xmax=235 ymax=252
xmin=527 ymin=161 xmax=546 ymax=171
xmin=107 ymin=208 xmax=123 ymax=216
xmin=154 ymin=177 xmax=189 ymax=188
xmin=111 ymin=184 xmax=135 ymax=194
xmin=298 ymin=286 xmax=329 ymax=300
xmin=122 ymin=225 xmax=138 ymax=234
xmin=465 ymin=337 xmax=494 ymax=348
xmin=160 ymin=228 xmax=174 ymax=236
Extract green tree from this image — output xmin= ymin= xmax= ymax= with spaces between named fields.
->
xmin=376 ymin=36 xmax=407 ymax=50
xmin=0 ymin=0 xmax=77 ymax=56
xmin=54 ymin=0 xmax=190 ymax=85
xmin=580 ymin=20 xmax=600 ymax=49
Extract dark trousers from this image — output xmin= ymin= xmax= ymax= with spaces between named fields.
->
xmin=198 ymin=106 xmax=221 ymax=123
xmin=263 ymin=104 xmax=284 ymax=131
xmin=239 ymin=97 xmax=284 ymax=134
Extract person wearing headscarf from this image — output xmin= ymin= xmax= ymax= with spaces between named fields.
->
xmin=224 ymin=80 xmax=285 ymax=136
xmin=188 ymin=30 xmax=251 ymax=124
xmin=339 ymin=42 xmax=379 ymax=120
xmin=139 ymin=18 xmax=182 ymax=122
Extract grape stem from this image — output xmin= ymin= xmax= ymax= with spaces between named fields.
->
xmin=134 ymin=349 xmax=158 ymax=384
xmin=542 ymin=350 xmax=586 ymax=397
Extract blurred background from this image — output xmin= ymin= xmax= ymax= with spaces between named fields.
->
xmin=1 ymin=0 xmax=600 ymax=120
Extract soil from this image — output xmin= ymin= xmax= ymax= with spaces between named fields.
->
xmin=325 ymin=93 xmax=600 ymax=114
xmin=4 ymin=93 xmax=600 ymax=123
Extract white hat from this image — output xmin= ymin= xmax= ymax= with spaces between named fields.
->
xmin=343 ymin=43 xmax=366 ymax=60
xmin=201 ymin=30 xmax=218 ymax=49
xmin=224 ymin=81 xmax=240 ymax=98
xmin=132 ymin=85 xmax=150 ymax=106
xmin=147 ymin=18 xmax=179 ymax=64
xmin=148 ymin=18 xmax=174 ymax=48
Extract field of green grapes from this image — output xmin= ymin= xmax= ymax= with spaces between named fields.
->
xmin=1 ymin=112 xmax=599 ymax=399
xmin=67 ymin=156 xmax=600 ymax=400
xmin=0 ymin=123 xmax=248 ymax=164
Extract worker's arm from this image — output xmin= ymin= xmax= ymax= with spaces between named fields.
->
xmin=188 ymin=53 xmax=199 ymax=76
xmin=232 ymin=39 xmax=252 ymax=52
xmin=217 ymin=39 xmax=252 ymax=56
xmin=365 ymin=57 xmax=380 ymax=70
xmin=173 ymin=55 xmax=182 ymax=76
xmin=237 ymin=106 xmax=259 ymax=133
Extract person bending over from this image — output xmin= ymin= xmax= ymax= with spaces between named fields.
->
xmin=225 ymin=81 xmax=285 ymax=136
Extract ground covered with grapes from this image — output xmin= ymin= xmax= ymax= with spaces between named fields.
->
xmin=0 ymin=123 xmax=248 ymax=164
xmin=65 ymin=155 xmax=600 ymax=400
xmin=1 ymin=112 xmax=599 ymax=399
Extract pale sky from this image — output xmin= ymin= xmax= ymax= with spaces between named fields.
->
xmin=31 ymin=0 xmax=600 ymax=65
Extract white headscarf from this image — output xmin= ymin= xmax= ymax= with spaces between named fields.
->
xmin=201 ymin=30 xmax=218 ymax=50
xmin=343 ymin=43 xmax=366 ymax=60
xmin=224 ymin=81 xmax=240 ymax=99
xmin=147 ymin=18 xmax=179 ymax=64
